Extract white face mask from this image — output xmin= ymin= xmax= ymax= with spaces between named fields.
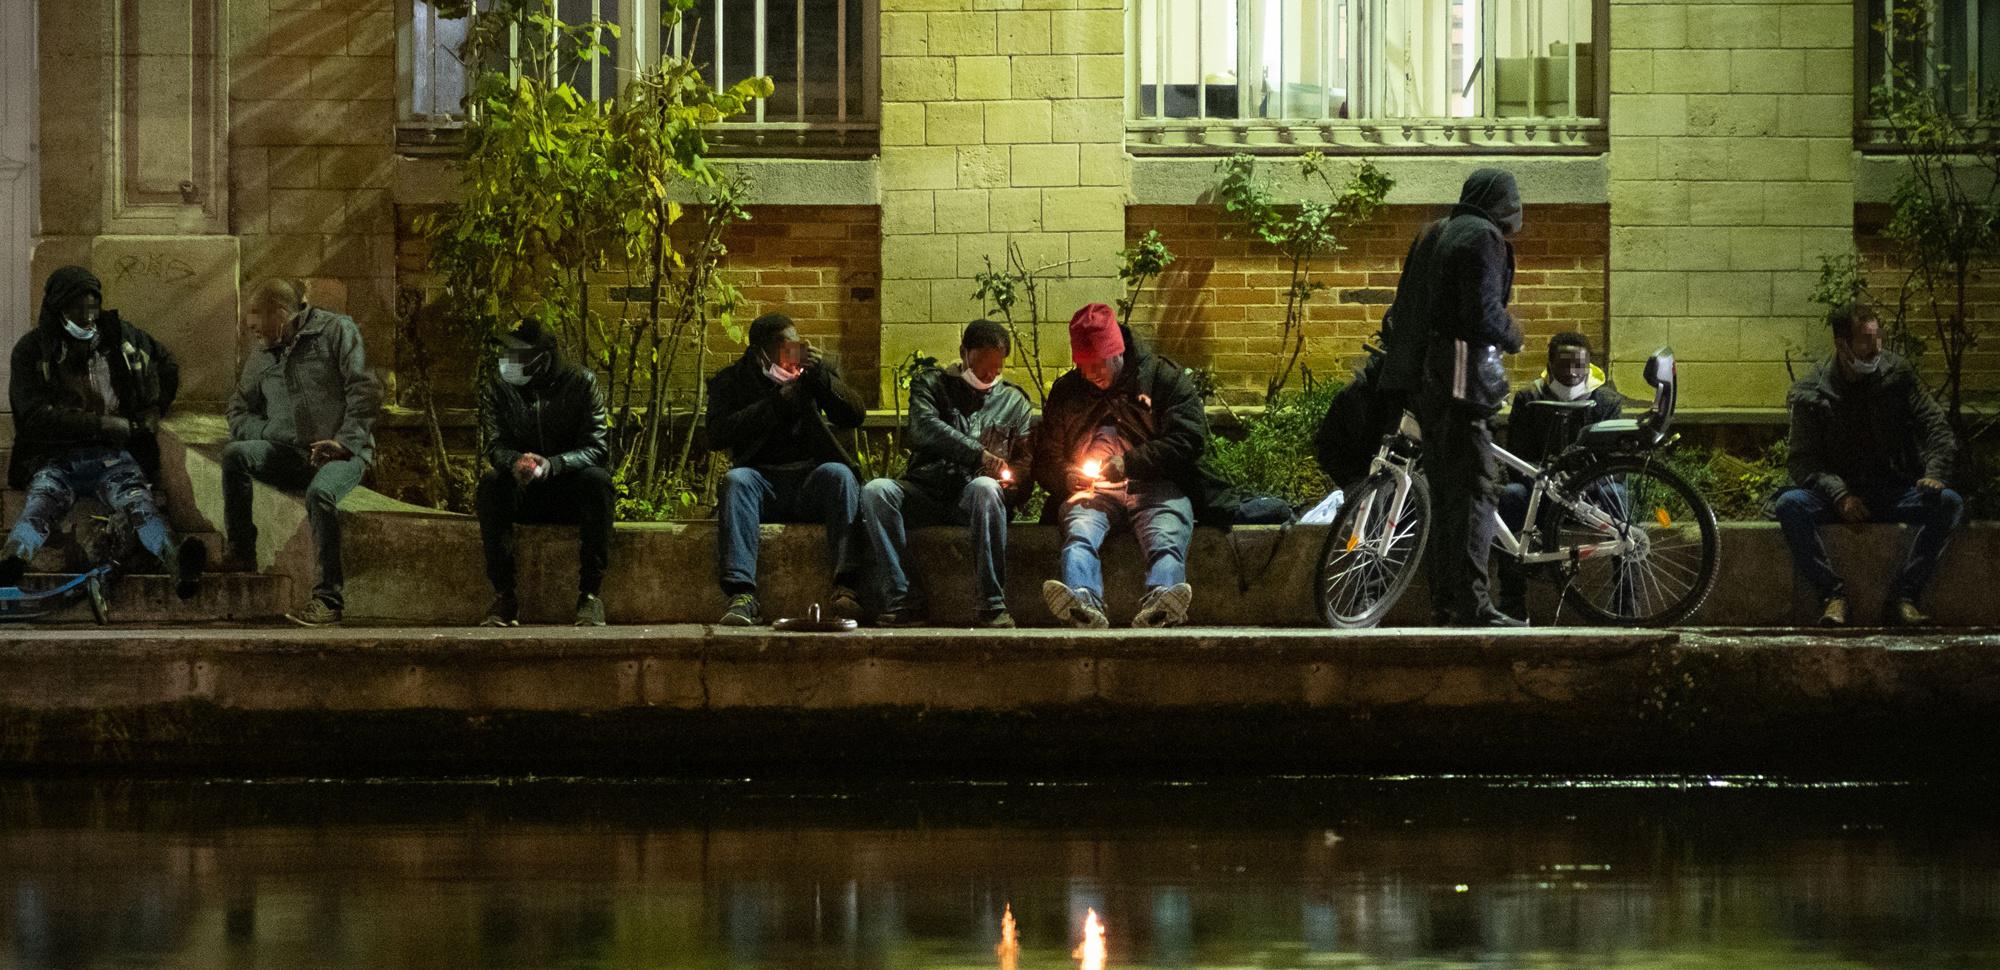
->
xmin=498 ymin=360 xmax=532 ymax=386
xmin=1553 ymin=377 xmax=1591 ymax=401
xmin=63 ymin=319 xmax=98 ymax=342
xmin=960 ymin=364 xmax=998 ymax=392
xmin=1845 ymin=352 xmax=1880 ymax=376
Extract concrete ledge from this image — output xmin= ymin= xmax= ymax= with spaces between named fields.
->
xmin=2 ymin=626 xmax=1998 ymax=773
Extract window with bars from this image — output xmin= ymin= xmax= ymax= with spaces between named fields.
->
xmin=1130 ymin=0 xmax=1602 ymax=152
xmin=1864 ymin=0 xmax=1998 ymax=128
xmin=401 ymin=0 xmax=878 ymax=152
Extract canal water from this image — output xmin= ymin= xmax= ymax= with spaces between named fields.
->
xmin=1 ymin=775 xmax=1996 ymax=969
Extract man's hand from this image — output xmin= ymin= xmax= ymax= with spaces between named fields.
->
xmin=1102 ymin=455 xmax=1128 ymax=483
xmin=1918 ymin=477 xmax=1947 ymax=494
xmin=1836 ymin=494 xmax=1869 ymax=523
xmin=980 ymin=450 xmax=1009 ymax=481
xmin=99 ymin=415 xmax=132 ymax=440
xmin=309 ymin=439 xmax=352 ymax=467
xmin=802 ymin=344 xmax=825 ymax=374
xmin=513 ymin=453 xmax=548 ymax=485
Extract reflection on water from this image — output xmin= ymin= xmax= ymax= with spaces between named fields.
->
xmin=2 ymin=776 xmax=1998 ymax=969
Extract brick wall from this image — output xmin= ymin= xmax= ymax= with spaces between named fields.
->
xmin=1126 ymin=204 xmax=1610 ymax=403
xmin=393 ymin=204 xmax=882 ymax=407
xmin=1855 ymin=206 xmax=2000 ymax=400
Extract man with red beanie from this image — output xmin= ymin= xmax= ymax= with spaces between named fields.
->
xmin=1029 ymin=303 xmax=1208 ymax=628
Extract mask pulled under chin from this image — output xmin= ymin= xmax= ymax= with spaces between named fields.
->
xmin=1846 ymin=354 xmax=1881 ymax=376
xmin=498 ymin=361 xmax=533 ymax=386
xmin=63 ymin=320 xmax=98 ymax=342
xmin=1553 ymin=378 xmax=1591 ymax=401
xmin=953 ymin=362 xmax=997 ymax=392
xmin=765 ymin=361 xmax=801 ymax=385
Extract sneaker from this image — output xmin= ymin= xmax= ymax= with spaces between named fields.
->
xmin=481 ymin=593 xmax=520 ymax=627
xmin=1468 ymin=605 xmax=1529 ymax=628
xmin=1042 ymin=580 xmax=1110 ymax=629
xmin=974 ymin=608 xmax=1016 ymax=629
xmin=168 ymin=536 xmax=207 ymax=601
xmin=720 ymin=592 xmax=761 ymax=626
xmin=286 ymin=598 xmax=342 ymax=627
xmin=827 ymin=585 xmax=864 ymax=621
xmin=875 ymin=605 xmax=928 ymax=628
xmin=1882 ymin=597 xmax=1931 ymax=627
xmin=574 ymin=593 xmax=607 ymax=627
xmin=1132 ymin=582 xmax=1194 ymax=629
xmin=1818 ymin=595 xmax=1848 ymax=627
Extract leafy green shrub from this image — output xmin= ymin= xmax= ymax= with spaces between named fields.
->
xmin=1206 ymin=376 xmax=1340 ymax=506
xmin=1659 ymin=440 xmax=1789 ymax=522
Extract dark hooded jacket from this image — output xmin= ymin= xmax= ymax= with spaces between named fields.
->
xmin=705 ymin=346 xmax=867 ymax=472
xmin=902 ymin=364 xmax=1035 ymax=503
xmin=479 ymin=327 xmax=610 ymax=478
xmin=1029 ymin=325 xmax=1239 ymax=526
xmin=1378 ymin=169 xmax=1524 ymax=413
xmin=1785 ymin=353 xmax=1955 ymax=501
xmin=8 ymin=266 xmax=181 ymax=488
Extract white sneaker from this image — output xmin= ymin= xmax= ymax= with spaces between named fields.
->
xmin=1041 ymin=580 xmax=1110 ymax=629
xmin=1132 ymin=582 xmax=1194 ymax=628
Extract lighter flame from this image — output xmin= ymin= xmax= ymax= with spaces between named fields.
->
xmin=1073 ymin=908 xmax=1106 ymax=970
xmin=1000 ymin=467 xmax=1014 ymax=482
xmin=997 ymin=904 xmax=1020 ymax=969
xmin=1080 ymin=459 xmax=1103 ymax=480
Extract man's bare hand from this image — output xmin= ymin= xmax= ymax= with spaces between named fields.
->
xmin=980 ymin=450 xmax=1008 ymax=480
xmin=1102 ymin=455 xmax=1128 ymax=483
xmin=1918 ymin=477 xmax=1947 ymax=494
xmin=513 ymin=453 xmax=546 ymax=485
xmin=309 ymin=439 xmax=352 ymax=467
xmin=1836 ymin=494 xmax=1869 ymax=523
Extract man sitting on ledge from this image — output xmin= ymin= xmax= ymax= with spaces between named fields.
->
xmin=860 ymin=319 xmax=1034 ymax=628
xmin=1773 ymin=303 xmax=1960 ymax=627
xmin=706 ymin=312 xmax=869 ymax=627
xmin=476 ymin=319 xmax=613 ymax=628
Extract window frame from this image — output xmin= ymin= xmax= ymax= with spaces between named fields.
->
xmin=1125 ymin=0 xmax=1610 ymax=155
xmin=395 ymin=0 xmax=881 ymax=157
xmin=1856 ymin=0 xmax=1998 ymax=151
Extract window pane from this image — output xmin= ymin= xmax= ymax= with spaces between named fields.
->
xmin=554 ymin=0 xmax=619 ymax=99
xmin=1493 ymin=0 xmax=1594 ymax=119
xmin=1136 ymin=0 xmax=1241 ymax=119
xmin=412 ymin=0 xmax=472 ymax=118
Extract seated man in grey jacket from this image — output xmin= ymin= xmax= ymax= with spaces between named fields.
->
xmin=860 ymin=320 xmax=1034 ymax=628
xmin=222 ymin=278 xmax=381 ymax=626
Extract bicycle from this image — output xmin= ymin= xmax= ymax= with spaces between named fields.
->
xmin=1315 ymin=348 xmax=1720 ymax=628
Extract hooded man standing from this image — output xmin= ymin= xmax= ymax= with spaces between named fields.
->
xmin=1773 ymin=304 xmax=1959 ymax=627
xmin=860 ymin=319 xmax=1034 ymax=628
xmin=706 ymin=312 xmax=869 ymax=626
xmin=1 ymin=266 xmax=205 ymax=597
xmin=1380 ymin=169 xmax=1527 ymax=627
xmin=476 ymin=319 xmax=614 ymax=627
xmin=222 ymin=278 xmax=382 ymax=626
xmin=1033 ymin=304 xmax=1205 ymax=629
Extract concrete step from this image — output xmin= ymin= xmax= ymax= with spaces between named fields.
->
xmin=10 ymin=569 xmax=288 ymax=624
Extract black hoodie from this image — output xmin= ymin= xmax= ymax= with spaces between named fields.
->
xmin=8 ymin=266 xmax=180 ymax=488
xmin=1378 ymin=169 xmax=1524 ymax=412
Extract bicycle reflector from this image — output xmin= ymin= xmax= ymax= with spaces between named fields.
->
xmin=1346 ymin=531 xmax=1361 ymax=551
xmin=1655 ymin=506 xmax=1672 ymax=527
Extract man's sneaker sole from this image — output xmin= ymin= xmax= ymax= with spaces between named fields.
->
xmin=480 ymin=616 xmax=520 ymax=628
xmin=1041 ymin=580 xmax=1109 ymax=629
xmin=285 ymin=610 xmax=341 ymax=628
xmin=719 ymin=612 xmax=760 ymax=627
xmin=1132 ymin=583 xmax=1194 ymax=629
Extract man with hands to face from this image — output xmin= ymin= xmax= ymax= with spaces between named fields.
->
xmin=1774 ymin=304 xmax=1960 ymax=627
xmin=476 ymin=318 xmax=614 ymax=627
xmin=222 ymin=278 xmax=381 ymax=626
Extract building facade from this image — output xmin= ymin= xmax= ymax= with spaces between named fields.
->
xmin=3 ymin=0 xmax=1980 ymax=416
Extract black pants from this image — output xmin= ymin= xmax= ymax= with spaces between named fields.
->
xmin=1420 ymin=396 xmax=1500 ymax=623
xmin=477 ymin=465 xmax=614 ymax=597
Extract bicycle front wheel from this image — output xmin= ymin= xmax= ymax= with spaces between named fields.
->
xmin=1551 ymin=456 xmax=1719 ymax=626
xmin=1316 ymin=470 xmax=1431 ymax=629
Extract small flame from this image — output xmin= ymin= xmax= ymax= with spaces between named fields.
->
xmin=997 ymin=904 xmax=1020 ymax=969
xmin=1000 ymin=467 xmax=1014 ymax=482
xmin=1073 ymin=908 xmax=1106 ymax=970
xmin=1081 ymin=459 xmax=1103 ymax=480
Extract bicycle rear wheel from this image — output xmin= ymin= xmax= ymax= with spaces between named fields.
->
xmin=1316 ymin=470 xmax=1431 ymax=628
xmin=1551 ymin=456 xmax=1719 ymax=626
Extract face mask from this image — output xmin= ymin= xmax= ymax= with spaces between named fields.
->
xmin=1553 ymin=376 xmax=1591 ymax=401
xmin=498 ymin=360 xmax=532 ymax=386
xmin=1845 ymin=352 xmax=1881 ymax=376
xmin=765 ymin=361 xmax=800 ymax=384
xmin=63 ymin=319 xmax=98 ymax=342
xmin=960 ymin=364 xmax=998 ymax=392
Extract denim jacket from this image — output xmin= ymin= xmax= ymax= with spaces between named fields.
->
xmin=227 ymin=306 xmax=382 ymax=463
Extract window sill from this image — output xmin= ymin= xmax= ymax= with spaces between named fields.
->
xmin=1126 ymin=118 xmax=1607 ymax=155
xmin=395 ymin=119 xmax=880 ymax=158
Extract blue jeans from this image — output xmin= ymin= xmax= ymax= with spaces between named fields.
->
xmin=860 ymin=476 xmax=1010 ymax=612
xmin=1773 ymin=485 xmax=1963 ymax=603
xmin=1059 ymin=479 xmax=1194 ymax=597
xmin=222 ymin=439 xmax=367 ymax=610
xmin=718 ymin=462 xmax=861 ymax=595
xmin=6 ymin=447 xmax=174 ymax=564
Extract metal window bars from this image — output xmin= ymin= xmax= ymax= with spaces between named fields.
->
xmin=1130 ymin=0 xmax=1601 ymax=152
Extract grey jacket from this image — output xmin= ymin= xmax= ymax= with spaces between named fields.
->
xmin=227 ymin=306 xmax=382 ymax=463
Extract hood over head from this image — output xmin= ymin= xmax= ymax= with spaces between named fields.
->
xmin=1453 ymin=168 xmax=1522 ymax=236
xmin=39 ymin=265 xmax=104 ymax=332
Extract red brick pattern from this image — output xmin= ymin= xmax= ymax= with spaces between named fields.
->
xmin=1854 ymin=206 xmax=2000 ymax=397
xmin=1124 ymin=204 xmax=1610 ymax=401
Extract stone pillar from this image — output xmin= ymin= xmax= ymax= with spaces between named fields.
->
xmin=1607 ymin=0 xmax=1853 ymax=407
xmin=876 ymin=0 xmax=1127 ymax=401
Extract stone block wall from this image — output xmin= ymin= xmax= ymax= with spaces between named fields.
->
xmin=876 ymin=0 xmax=1128 ymax=403
xmin=1128 ymin=204 xmax=1609 ymax=400
xmin=1607 ymin=0 xmax=1854 ymax=407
